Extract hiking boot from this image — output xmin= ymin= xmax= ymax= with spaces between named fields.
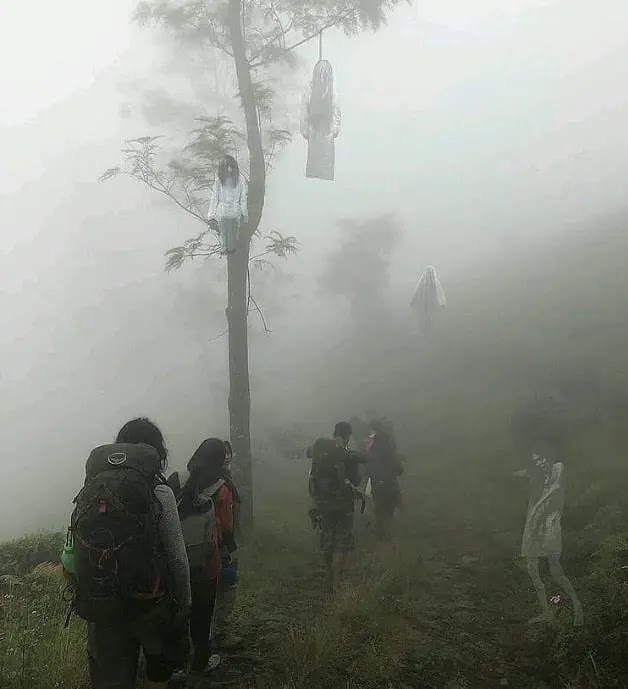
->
xmin=203 ymin=653 xmax=222 ymax=672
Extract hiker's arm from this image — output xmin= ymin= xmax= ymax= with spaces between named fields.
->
xmin=155 ymin=484 xmax=192 ymax=611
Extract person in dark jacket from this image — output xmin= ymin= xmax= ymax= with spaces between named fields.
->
xmin=309 ymin=422 xmax=362 ymax=591
xmin=365 ymin=419 xmax=403 ymax=538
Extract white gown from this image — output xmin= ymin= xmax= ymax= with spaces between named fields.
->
xmin=521 ymin=458 xmax=564 ymax=558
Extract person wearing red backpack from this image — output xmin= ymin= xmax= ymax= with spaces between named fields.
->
xmin=168 ymin=438 xmax=237 ymax=678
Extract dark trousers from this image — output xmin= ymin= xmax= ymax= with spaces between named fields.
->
xmin=190 ymin=578 xmax=218 ymax=671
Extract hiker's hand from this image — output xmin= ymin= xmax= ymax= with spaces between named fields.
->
xmin=513 ymin=469 xmax=527 ymax=478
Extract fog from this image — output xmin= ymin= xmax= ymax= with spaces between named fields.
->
xmin=2 ymin=0 xmax=628 ymax=539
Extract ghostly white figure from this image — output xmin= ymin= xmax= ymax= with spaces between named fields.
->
xmin=300 ymin=60 xmax=341 ymax=181
xmin=410 ymin=265 xmax=447 ymax=336
xmin=207 ymin=155 xmax=248 ymax=255
xmin=516 ymin=454 xmax=583 ymax=626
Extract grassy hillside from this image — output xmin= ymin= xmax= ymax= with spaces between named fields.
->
xmin=2 ymin=221 xmax=628 ymax=688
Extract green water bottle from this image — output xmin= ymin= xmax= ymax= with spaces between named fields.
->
xmin=61 ymin=528 xmax=75 ymax=576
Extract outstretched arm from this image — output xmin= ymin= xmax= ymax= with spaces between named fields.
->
xmin=155 ymin=484 xmax=191 ymax=611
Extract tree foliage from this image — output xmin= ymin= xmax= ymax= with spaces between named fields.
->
xmin=100 ymin=125 xmax=297 ymax=275
xmin=134 ymin=0 xmax=406 ymax=67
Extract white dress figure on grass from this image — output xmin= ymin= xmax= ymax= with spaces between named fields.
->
xmin=207 ymin=155 xmax=248 ymax=255
xmin=300 ymin=60 xmax=341 ymax=181
xmin=515 ymin=454 xmax=584 ymax=627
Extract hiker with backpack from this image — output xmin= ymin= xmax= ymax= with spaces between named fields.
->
xmin=167 ymin=438 xmax=238 ymax=677
xmin=65 ymin=417 xmax=191 ymax=689
xmin=308 ymin=421 xmax=364 ymax=592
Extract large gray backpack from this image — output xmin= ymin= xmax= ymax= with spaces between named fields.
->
xmin=171 ymin=471 xmax=224 ymax=581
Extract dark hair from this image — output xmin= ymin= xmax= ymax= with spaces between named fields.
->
xmin=179 ymin=438 xmax=227 ymax=517
xmin=333 ymin=421 xmax=352 ymax=442
xmin=218 ymin=155 xmax=240 ymax=186
xmin=116 ymin=417 xmax=168 ymax=470
xmin=308 ymin=59 xmax=334 ymax=134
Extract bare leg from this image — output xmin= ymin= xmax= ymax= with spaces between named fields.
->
xmin=526 ymin=557 xmax=552 ymax=623
xmin=547 ymin=555 xmax=584 ymax=627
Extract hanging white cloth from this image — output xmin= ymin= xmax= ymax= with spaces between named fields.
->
xmin=300 ymin=60 xmax=341 ymax=181
xmin=410 ymin=265 xmax=447 ymax=333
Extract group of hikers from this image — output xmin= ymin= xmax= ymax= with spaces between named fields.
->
xmin=58 ymin=414 xmax=403 ymax=688
xmin=44 ymin=390 xmax=590 ymax=689
xmin=307 ymin=417 xmax=404 ymax=591
xmin=61 ymin=418 xmax=241 ymax=688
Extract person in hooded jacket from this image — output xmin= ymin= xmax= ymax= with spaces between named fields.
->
xmin=168 ymin=439 xmax=237 ymax=676
xmin=365 ymin=419 xmax=403 ymax=538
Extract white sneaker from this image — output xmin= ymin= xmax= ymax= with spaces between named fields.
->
xmin=205 ymin=653 xmax=221 ymax=672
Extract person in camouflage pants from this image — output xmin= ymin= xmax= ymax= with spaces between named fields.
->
xmin=309 ymin=422 xmax=363 ymax=591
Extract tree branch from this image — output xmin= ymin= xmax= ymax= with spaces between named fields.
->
xmin=249 ymin=8 xmax=355 ymax=68
xmin=246 ymin=265 xmax=271 ymax=333
xmin=249 ymin=294 xmax=271 ymax=333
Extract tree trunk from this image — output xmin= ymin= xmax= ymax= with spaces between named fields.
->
xmin=228 ymin=0 xmax=266 ymax=229
xmin=226 ymin=0 xmax=266 ymax=528
xmin=226 ymin=240 xmax=253 ymax=528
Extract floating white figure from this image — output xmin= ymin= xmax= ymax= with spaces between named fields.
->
xmin=410 ymin=265 xmax=447 ymax=336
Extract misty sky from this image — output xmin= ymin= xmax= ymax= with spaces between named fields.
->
xmin=2 ymin=0 xmax=628 ymax=537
